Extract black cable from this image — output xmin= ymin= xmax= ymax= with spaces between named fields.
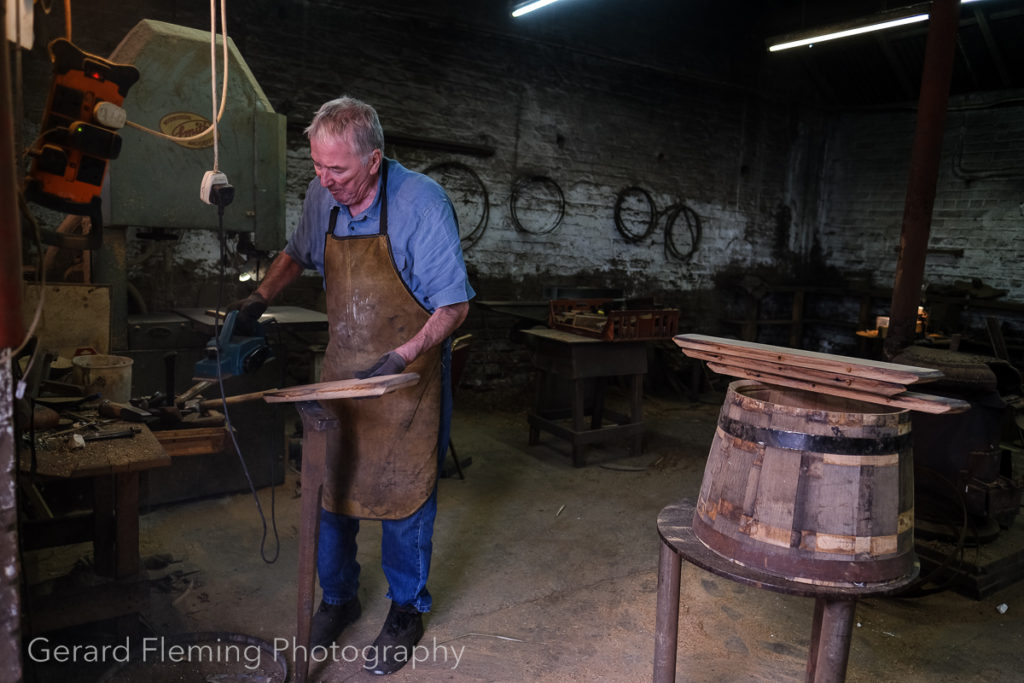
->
xmin=213 ymin=200 xmax=280 ymax=565
xmin=663 ymin=203 xmax=702 ymax=261
xmin=613 ymin=185 xmax=657 ymax=243
xmin=423 ymin=161 xmax=490 ymax=250
xmin=509 ymin=175 xmax=565 ymax=235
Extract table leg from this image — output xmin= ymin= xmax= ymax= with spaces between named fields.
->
xmin=590 ymin=377 xmax=606 ymax=430
xmin=629 ymin=374 xmax=643 ymax=456
xmin=806 ymin=597 xmax=856 ymax=683
xmin=654 ymin=539 xmax=682 ymax=683
xmin=93 ymin=472 xmax=140 ymax=578
xmin=572 ymin=379 xmax=586 ymax=467
xmin=294 ymin=402 xmax=336 ymax=683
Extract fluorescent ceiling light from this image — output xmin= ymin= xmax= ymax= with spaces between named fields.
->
xmin=769 ymin=14 xmax=928 ymax=52
xmin=512 ymin=0 xmax=564 ymax=18
xmin=767 ymin=0 xmax=991 ymax=53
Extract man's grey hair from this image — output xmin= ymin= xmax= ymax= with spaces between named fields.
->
xmin=305 ymin=96 xmax=385 ymax=163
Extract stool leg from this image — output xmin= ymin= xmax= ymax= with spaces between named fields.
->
xmin=654 ymin=540 xmax=682 ymax=683
xmin=806 ymin=598 xmax=856 ymax=683
xmin=295 ymin=402 xmax=336 ymax=683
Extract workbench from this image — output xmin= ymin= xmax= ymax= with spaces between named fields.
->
xmin=19 ymin=420 xmax=171 ymax=578
xmin=521 ymin=328 xmax=647 ymax=466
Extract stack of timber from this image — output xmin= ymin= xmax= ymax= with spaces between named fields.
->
xmin=674 ymin=334 xmax=970 ymax=414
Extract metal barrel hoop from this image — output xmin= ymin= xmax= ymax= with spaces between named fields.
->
xmin=423 ymin=160 xmax=490 ymax=250
xmin=614 ymin=185 xmax=658 ymax=243
xmin=509 ymin=174 xmax=565 ymax=235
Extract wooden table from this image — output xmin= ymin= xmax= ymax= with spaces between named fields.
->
xmin=654 ymin=499 xmax=919 ymax=683
xmin=521 ymin=328 xmax=647 ymax=466
xmin=20 ymin=420 xmax=171 ymax=578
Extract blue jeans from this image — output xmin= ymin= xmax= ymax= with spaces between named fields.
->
xmin=317 ymin=340 xmax=452 ymax=613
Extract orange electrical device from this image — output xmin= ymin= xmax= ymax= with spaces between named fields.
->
xmin=24 ymin=38 xmax=140 ymax=218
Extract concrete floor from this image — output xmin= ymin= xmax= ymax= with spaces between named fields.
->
xmin=20 ymin=387 xmax=1024 ymax=682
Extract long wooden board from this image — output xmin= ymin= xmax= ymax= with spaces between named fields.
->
xmin=683 ymin=348 xmax=909 ymax=397
xmin=263 ymin=373 xmax=420 ymax=403
xmin=675 ymin=334 xmax=943 ymax=385
xmin=704 ymin=361 xmax=969 ymax=414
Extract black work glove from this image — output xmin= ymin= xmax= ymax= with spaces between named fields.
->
xmin=227 ymin=292 xmax=267 ymax=335
xmin=354 ymin=350 xmax=406 ymax=379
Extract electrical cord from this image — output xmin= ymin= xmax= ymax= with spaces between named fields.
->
xmin=123 ymin=0 xmax=230 ymax=145
xmin=613 ymin=186 xmax=657 ymax=243
xmin=423 ymin=161 xmax=489 ymax=250
xmin=211 ymin=195 xmax=280 ymax=565
xmin=13 ymin=194 xmax=49 ymax=397
xmin=509 ymin=175 xmax=565 ymax=235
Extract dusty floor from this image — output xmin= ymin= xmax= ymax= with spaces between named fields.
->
xmin=19 ymin=387 xmax=1024 ymax=682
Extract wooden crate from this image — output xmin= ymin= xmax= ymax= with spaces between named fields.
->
xmin=548 ymin=299 xmax=679 ymax=341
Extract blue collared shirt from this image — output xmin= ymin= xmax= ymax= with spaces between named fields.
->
xmin=284 ymin=158 xmax=475 ymax=312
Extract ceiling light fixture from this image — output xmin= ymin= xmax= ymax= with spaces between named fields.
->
xmin=767 ymin=0 xmax=988 ymax=53
xmin=512 ymin=0 xmax=564 ymax=18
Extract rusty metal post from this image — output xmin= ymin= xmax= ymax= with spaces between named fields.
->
xmin=293 ymin=401 xmax=336 ymax=683
xmin=2 ymin=4 xmax=26 ymax=682
xmin=1 ymin=2 xmax=26 ymax=348
xmin=653 ymin=540 xmax=682 ymax=683
xmin=884 ymin=0 xmax=961 ymax=359
xmin=807 ymin=598 xmax=857 ymax=683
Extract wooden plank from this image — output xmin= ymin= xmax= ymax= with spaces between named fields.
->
xmin=674 ymin=334 xmax=943 ymax=385
xmin=682 ymin=348 xmax=909 ymax=396
xmin=263 ymin=373 xmax=420 ymax=403
xmin=704 ymin=361 xmax=969 ymax=414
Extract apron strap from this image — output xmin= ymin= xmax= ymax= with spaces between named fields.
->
xmin=328 ymin=206 xmax=339 ymax=235
xmin=379 ymin=159 xmax=389 ymax=236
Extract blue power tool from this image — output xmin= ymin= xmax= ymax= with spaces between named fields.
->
xmin=193 ymin=310 xmax=274 ymax=380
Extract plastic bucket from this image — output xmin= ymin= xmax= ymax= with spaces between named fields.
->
xmin=72 ymin=354 xmax=134 ymax=403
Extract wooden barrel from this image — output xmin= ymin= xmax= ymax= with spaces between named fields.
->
xmin=693 ymin=380 xmax=916 ymax=586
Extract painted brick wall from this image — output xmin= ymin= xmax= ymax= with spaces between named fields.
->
xmin=20 ymin=2 xmax=816 ymax=394
xmin=33 ymin=3 xmax=1024 ymax=389
xmin=817 ymin=93 xmax=1024 ymax=301
xmin=26 ymin=1 xmax=805 ymax=298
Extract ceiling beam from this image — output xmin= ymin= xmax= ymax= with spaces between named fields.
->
xmin=972 ymin=7 xmax=1012 ymax=87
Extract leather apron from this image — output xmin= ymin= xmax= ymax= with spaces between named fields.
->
xmin=319 ymin=163 xmax=441 ymax=519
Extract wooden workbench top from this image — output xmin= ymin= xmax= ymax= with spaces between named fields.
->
xmin=20 ymin=421 xmax=171 ymax=479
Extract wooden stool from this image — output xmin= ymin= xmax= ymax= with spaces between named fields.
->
xmin=654 ymin=499 xmax=919 ymax=683
xmin=264 ymin=374 xmax=420 ymax=683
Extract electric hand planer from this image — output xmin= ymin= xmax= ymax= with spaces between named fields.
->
xmin=193 ymin=310 xmax=274 ymax=380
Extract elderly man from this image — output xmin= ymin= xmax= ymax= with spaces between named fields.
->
xmin=234 ymin=96 xmax=474 ymax=675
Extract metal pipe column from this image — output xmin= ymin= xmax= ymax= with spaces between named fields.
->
xmin=884 ymin=0 xmax=961 ymax=359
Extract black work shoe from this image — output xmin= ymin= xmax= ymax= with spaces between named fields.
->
xmin=363 ymin=601 xmax=425 ymax=675
xmin=310 ymin=597 xmax=361 ymax=648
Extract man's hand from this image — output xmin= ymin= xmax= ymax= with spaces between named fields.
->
xmin=227 ymin=291 xmax=267 ymax=335
xmin=354 ymin=350 xmax=406 ymax=379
